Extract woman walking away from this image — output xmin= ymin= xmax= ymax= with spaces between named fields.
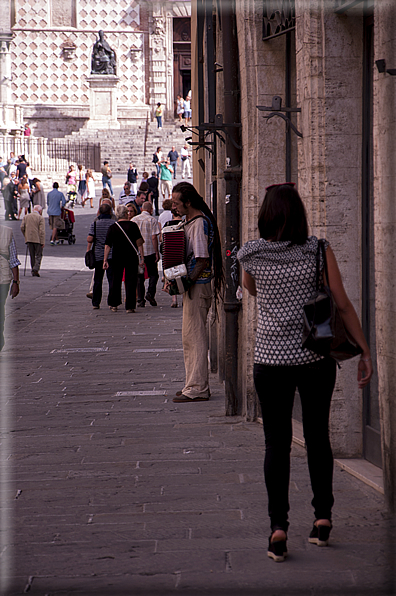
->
xmin=237 ymin=183 xmax=373 ymax=563
xmin=82 ymin=169 xmax=95 ymax=208
xmin=86 ymin=203 xmax=115 ymax=310
xmin=103 ymin=205 xmax=144 ymax=313
xmin=176 ymin=95 xmax=184 ymax=122
xmin=155 ymin=102 xmax=163 ymax=129
xmin=77 ymin=164 xmax=86 ymax=204
xmin=17 ymin=176 xmax=30 ymax=219
xmin=31 ymin=178 xmax=46 ymax=211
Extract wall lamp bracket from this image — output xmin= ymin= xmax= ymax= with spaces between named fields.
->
xmin=375 ymin=59 xmax=396 ymax=76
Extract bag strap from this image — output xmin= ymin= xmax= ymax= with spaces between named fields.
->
xmin=316 ymin=239 xmax=328 ymax=290
xmin=115 ymin=221 xmax=139 ymax=257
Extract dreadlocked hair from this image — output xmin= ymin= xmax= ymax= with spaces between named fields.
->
xmin=173 ymin=182 xmax=224 ymax=317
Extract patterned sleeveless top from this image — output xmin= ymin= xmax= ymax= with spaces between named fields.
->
xmin=237 ymin=236 xmax=329 ymax=366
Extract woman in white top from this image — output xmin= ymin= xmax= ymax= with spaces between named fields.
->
xmin=82 ymin=169 xmax=95 ymax=208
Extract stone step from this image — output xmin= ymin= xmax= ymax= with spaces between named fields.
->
xmin=55 ymin=121 xmax=190 ymax=174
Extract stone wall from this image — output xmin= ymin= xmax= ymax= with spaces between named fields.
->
xmin=373 ymin=0 xmax=396 ymax=511
xmin=295 ymin=1 xmax=364 ymax=457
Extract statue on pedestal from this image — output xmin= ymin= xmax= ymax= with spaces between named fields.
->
xmin=91 ymin=30 xmax=116 ymax=75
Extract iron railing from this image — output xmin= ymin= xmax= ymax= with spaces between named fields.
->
xmin=0 ymin=136 xmax=101 ymax=174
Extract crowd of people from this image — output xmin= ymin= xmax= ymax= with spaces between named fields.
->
xmin=0 ymin=154 xmax=45 ymax=221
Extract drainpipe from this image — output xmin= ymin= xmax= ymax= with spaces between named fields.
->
xmin=219 ymin=0 xmax=242 ymax=416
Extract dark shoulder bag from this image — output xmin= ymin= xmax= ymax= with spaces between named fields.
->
xmin=85 ymin=221 xmax=96 ymax=269
xmin=301 ymin=239 xmax=362 ymax=363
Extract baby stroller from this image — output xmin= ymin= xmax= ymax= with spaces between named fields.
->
xmin=66 ymin=184 xmax=78 ymax=208
xmin=58 ymin=207 xmax=76 ymax=245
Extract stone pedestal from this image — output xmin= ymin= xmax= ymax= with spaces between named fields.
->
xmin=85 ymin=75 xmax=120 ymax=129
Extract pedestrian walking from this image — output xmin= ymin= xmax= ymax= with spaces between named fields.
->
xmin=86 ymin=203 xmax=115 ymax=310
xmin=118 ymin=182 xmax=135 ymax=206
xmin=167 ymin=146 xmax=179 ymax=179
xmin=77 ymin=164 xmax=86 ymax=204
xmin=0 ymin=225 xmax=20 ymax=351
xmin=155 ymin=102 xmax=163 ymax=129
xmin=152 ymin=147 xmax=162 ymax=177
xmin=66 ymin=165 xmax=77 ymax=206
xmin=237 ymin=183 xmax=373 ymax=563
xmin=101 ymin=161 xmax=114 ymax=197
xmin=147 ymin=171 xmax=159 ymax=216
xmin=20 ymin=205 xmax=45 ymax=277
xmin=31 ymin=178 xmax=46 ymax=210
xmin=184 ymin=96 xmax=192 ymax=124
xmin=159 ymin=158 xmax=173 ymax=207
xmin=176 ymin=95 xmax=184 ymax=121
xmin=180 ymin=144 xmax=191 ymax=179
xmin=2 ymin=178 xmax=17 ymax=221
xmin=104 ymin=205 xmax=144 ymax=313
xmin=82 ymin=169 xmax=95 ymax=208
xmin=127 ymin=163 xmax=138 ymax=195
xmin=132 ymin=202 xmax=160 ymax=308
xmin=17 ymin=176 xmax=30 ymax=220
xmin=169 ymin=182 xmax=223 ymax=402
xmin=158 ymin=199 xmax=173 ymax=229
xmin=47 ymin=182 xmax=66 ymax=245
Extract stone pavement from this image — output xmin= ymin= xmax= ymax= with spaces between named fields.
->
xmin=1 ymin=198 xmax=395 ymax=596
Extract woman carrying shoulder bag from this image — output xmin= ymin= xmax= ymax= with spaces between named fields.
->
xmin=103 ymin=205 xmax=144 ymax=313
xmin=237 ymin=183 xmax=372 ymax=563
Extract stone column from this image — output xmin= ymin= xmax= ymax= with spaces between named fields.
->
xmin=149 ymin=4 xmax=167 ymax=115
xmin=373 ymin=0 xmax=396 ymax=513
xmin=296 ymin=0 xmax=364 ymax=457
xmin=0 ymin=28 xmax=23 ymax=134
xmin=165 ymin=10 xmax=174 ymax=116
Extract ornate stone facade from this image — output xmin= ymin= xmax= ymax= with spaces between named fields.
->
xmin=2 ymin=0 xmax=191 ymax=137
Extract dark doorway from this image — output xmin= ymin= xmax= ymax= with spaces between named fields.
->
xmin=173 ymin=17 xmax=191 ymax=116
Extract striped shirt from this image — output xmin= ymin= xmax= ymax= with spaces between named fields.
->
xmin=89 ymin=217 xmax=114 ymax=261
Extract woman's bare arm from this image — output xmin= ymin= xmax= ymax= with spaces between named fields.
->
xmin=242 ymin=270 xmax=257 ymax=296
xmin=326 ymin=246 xmax=373 ymax=388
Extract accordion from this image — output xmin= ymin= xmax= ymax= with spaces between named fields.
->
xmin=162 ymin=222 xmax=187 ymax=294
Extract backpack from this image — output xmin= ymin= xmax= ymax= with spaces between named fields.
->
xmin=152 ymin=153 xmax=158 ymax=164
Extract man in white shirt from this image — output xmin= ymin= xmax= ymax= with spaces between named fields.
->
xmin=132 ymin=202 xmax=160 ymax=307
xmin=180 ymin=144 xmax=191 ymax=179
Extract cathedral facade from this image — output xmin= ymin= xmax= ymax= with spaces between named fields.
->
xmin=0 ymin=0 xmax=191 ymax=138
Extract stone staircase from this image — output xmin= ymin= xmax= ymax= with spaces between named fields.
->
xmin=63 ymin=120 xmax=192 ymax=176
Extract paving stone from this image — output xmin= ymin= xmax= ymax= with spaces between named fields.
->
xmin=1 ymin=208 xmax=393 ymax=596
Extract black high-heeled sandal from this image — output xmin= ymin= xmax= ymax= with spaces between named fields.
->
xmin=308 ymin=521 xmax=332 ymax=546
xmin=267 ymin=532 xmax=288 ymax=562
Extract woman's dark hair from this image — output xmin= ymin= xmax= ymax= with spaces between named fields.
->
xmin=172 ymin=182 xmax=224 ymax=314
xmin=139 ymin=181 xmax=149 ymax=192
xmin=258 ymin=184 xmax=308 ymax=245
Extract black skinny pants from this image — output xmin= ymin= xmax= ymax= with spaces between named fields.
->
xmin=254 ymin=357 xmax=337 ymax=533
xmin=92 ymin=259 xmax=113 ymax=308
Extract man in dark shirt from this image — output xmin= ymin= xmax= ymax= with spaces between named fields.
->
xmin=127 ymin=163 xmax=138 ymax=194
xmin=16 ymin=157 xmax=27 ymax=180
xmin=147 ymin=171 xmax=159 ymax=216
xmin=167 ymin=146 xmax=179 ymax=180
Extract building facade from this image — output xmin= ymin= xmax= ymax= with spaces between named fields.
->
xmin=0 ymin=0 xmax=191 ymax=137
xmin=190 ymin=0 xmax=396 ymax=510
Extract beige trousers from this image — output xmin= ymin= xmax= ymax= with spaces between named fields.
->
xmin=182 ymin=282 xmax=212 ymax=399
